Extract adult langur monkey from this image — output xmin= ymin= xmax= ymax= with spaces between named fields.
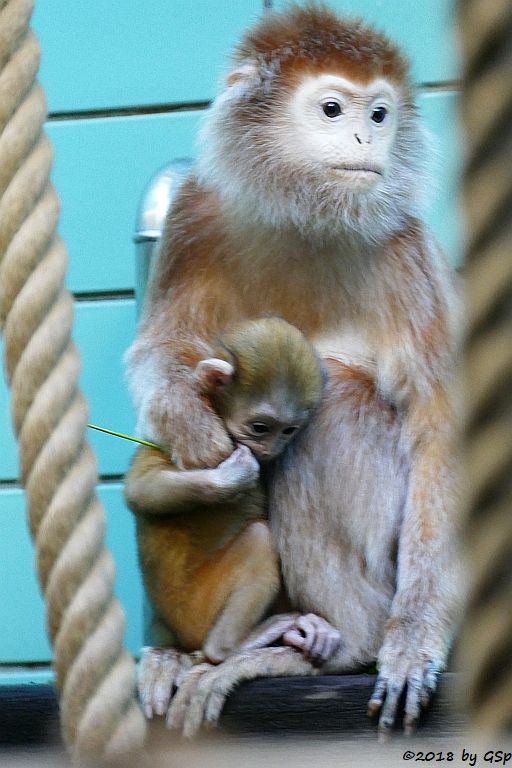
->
xmin=125 ymin=4 xmax=461 ymax=738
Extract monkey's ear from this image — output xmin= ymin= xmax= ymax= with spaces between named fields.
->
xmin=195 ymin=358 xmax=235 ymax=393
xmin=225 ymin=61 xmax=260 ymax=94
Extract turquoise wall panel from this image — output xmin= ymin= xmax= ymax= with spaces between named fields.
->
xmin=75 ymin=300 xmax=137 ymax=475
xmin=272 ymin=0 xmax=458 ymax=84
xmin=0 ymin=484 xmax=142 ymax=663
xmin=0 ymin=488 xmax=52 ymax=662
xmin=48 ymin=111 xmax=202 ymax=294
xmin=420 ymin=91 xmax=462 ymax=266
xmin=32 ymin=1 xmax=263 ymax=113
xmin=0 ymin=364 xmax=17 ymax=480
xmin=0 ymin=300 xmax=137 ymax=481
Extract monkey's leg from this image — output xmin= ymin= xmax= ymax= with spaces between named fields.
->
xmin=139 ymin=529 xmax=285 ymax=721
xmin=125 ymin=444 xmax=259 ymax=515
xmin=199 ymin=521 xmax=281 ymax=663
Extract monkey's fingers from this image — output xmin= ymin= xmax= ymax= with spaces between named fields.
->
xmin=185 ymin=665 xmax=241 ymax=738
xmin=138 ymin=647 xmax=182 ymax=718
xmin=240 ymin=612 xmax=300 ymax=651
xmin=283 ymin=628 xmax=307 ymax=651
xmin=377 ymin=679 xmax=404 ymax=738
xmin=403 ymin=668 xmax=424 ymax=736
xmin=154 ymin=651 xmax=193 ymax=716
xmin=284 ymin=614 xmax=342 ymax=663
xmin=369 ymin=660 xmax=438 ymax=737
xmin=214 ymin=444 xmax=260 ymax=494
xmin=181 ymin=647 xmax=315 ymax=737
xmin=318 ymin=628 xmax=342 ymax=663
xmin=166 ymin=662 xmax=214 ymax=732
xmin=310 ymin=622 xmax=341 ymax=663
xmin=367 ymin=675 xmax=388 ymax=717
xmin=138 ymin=647 xmax=161 ymax=718
xmin=421 ymin=660 xmax=439 ymax=707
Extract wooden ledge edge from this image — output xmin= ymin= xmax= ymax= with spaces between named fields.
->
xmin=0 ymin=672 xmax=465 ymax=747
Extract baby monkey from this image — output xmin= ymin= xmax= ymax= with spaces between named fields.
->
xmin=125 ymin=317 xmax=323 ymax=666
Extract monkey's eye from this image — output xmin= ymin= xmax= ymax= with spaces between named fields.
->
xmin=322 ymin=101 xmax=342 ymax=119
xmin=371 ymin=106 xmax=388 ymax=124
xmin=251 ymin=422 xmax=270 ymax=435
xmin=282 ymin=426 xmax=298 ymax=436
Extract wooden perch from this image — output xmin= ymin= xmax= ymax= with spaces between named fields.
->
xmin=0 ymin=673 xmax=464 ymax=747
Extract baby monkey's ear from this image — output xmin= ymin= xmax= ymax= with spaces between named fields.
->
xmin=195 ymin=358 xmax=235 ymax=393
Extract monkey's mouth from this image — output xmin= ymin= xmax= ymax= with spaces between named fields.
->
xmin=330 ymin=165 xmax=383 ymax=176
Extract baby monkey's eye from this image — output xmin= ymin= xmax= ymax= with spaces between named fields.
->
xmin=282 ymin=426 xmax=298 ymax=436
xmin=251 ymin=422 xmax=270 ymax=435
xmin=322 ymin=101 xmax=342 ymax=118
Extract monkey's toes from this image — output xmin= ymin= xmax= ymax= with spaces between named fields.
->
xmin=368 ymin=659 xmax=440 ymax=736
xmin=166 ymin=662 xmax=213 ymax=732
xmin=283 ymin=613 xmax=341 ymax=663
xmin=138 ymin=647 xmax=191 ymax=718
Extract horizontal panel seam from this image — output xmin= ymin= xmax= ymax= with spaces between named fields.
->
xmin=0 ymin=476 xmax=126 ymax=490
xmin=47 ymin=83 xmax=461 ymax=122
xmin=73 ymin=290 xmax=135 ymax=302
xmin=48 ymin=101 xmax=210 ymax=122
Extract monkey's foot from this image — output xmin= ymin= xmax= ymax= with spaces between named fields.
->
xmin=367 ymin=651 xmax=440 ymax=738
xmin=213 ymin=444 xmax=260 ymax=496
xmin=138 ymin=646 xmax=194 ymax=719
xmin=283 ymin=613 xmax=342 ymax=663
xmin=239 ymin=612 xmax=301 ymax=651
xmin=167 ymin=647 xmax=314 ymax=738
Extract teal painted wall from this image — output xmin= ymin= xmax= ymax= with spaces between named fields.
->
xmin=0 ymin=0 xmax=460 ymax=669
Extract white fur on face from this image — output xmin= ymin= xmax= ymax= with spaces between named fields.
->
xmin=197 ymin=69 xmax=430 ymax=243
xmin=288 ymin=75 xmax=399 ymax=190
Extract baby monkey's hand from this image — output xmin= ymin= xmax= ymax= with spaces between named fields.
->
xmin=212 ymin=444 xmax=260 ymax=498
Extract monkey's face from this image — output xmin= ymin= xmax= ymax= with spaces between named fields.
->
xmin=224 ymin=400 xmax=309 ymax=462
xmin=288 ymin=75 xmax=398 ymax=193
xmin=198 ymin=65 xmax=427 ymax=241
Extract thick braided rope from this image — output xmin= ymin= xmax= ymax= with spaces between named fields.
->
xmin=0 ymin=0 xmax=146 ymax=759
xmin=458 ymin=0 xmax=512 ymax=733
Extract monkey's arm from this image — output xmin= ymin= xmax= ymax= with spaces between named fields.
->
xmin=369 ymin=383 xmax=461 ymax=736
xmin=368 ymin=230 xmax=462 ymax=735
xmin=126 ymin=177 xmax=243 ymax=470
xmin=125 ymin=444 xmax=259 ymax=516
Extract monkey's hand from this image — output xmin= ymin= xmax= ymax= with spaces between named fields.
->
xmin=283 ymin=613 xmax=342 ymax=664
xmin=147 ymin=384 xmax=234 ymax=469
xmin=213 ymin=444 xmax=260 ymax=498
xmin=368 ymin=636 xmax=440 ymax=738
xmin=138 ymin=646 xmax=195 ymax=719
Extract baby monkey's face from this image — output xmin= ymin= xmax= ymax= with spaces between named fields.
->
xmin=224 ymin=397 xmax=309 ymax=462
xmin=194 ymin=344 xmax=321 ymax=463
